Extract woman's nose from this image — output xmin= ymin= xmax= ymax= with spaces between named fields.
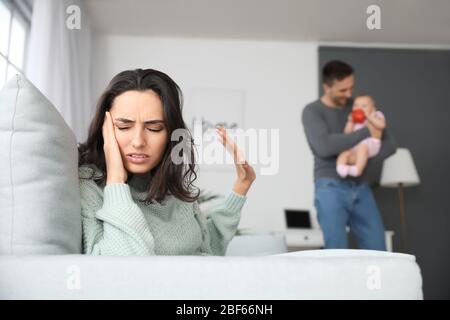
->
xmin=131 ymin=130 xmax=146 ymax=148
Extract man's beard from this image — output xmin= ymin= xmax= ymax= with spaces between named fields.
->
xmin=332 ymin=95 xmax=348 ymax=107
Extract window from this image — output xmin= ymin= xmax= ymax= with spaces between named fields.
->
xmin=0 ymin=0 xmax=32 ymax=89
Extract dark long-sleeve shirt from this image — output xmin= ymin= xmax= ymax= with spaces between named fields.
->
xmin=302 ymin=98 xmax=397 ymax=187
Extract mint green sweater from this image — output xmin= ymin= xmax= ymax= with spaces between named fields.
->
xmin=78 ymin=165 xmax=247 ymax=256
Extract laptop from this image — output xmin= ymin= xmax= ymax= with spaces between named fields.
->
xmin=284 ymin=209 xmax=312 ymax=229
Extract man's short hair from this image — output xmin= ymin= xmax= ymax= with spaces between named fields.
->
xmin=322 ymin=60 xmax=354 ymax=86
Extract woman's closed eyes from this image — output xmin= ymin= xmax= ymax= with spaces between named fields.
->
xmin=116 ymin=126 xmax=165 ymax=132
xmin=114 ymin=118 xmax=166 ymax=133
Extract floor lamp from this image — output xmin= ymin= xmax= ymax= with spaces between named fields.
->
xmin=380 ymin=148 xmax=420 ymax=252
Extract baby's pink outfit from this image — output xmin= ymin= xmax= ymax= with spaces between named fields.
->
xmin=352 ymin=110 xmax=384 ymax=158
xmin=336 ymin=110 xmax=385 ymax=178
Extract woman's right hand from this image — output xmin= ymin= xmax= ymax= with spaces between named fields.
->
xmin=103 ymin=111 xmax=128 ymax=184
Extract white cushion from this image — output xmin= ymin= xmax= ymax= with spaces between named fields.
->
xmin=0 ymin=74 xmax=82 ymax=254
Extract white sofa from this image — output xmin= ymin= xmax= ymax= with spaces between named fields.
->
xmin=0 ymin=75 xmax=423 ymax=300
xmin=0 ymin=248 xmax=423 ymax=300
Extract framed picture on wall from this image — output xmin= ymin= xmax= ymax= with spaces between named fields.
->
xmin=185 ymin=87 xmax=245 ymax=172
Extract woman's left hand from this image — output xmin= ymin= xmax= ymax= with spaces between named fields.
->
xmin=216 ymin=126 xmax=256 ymax=196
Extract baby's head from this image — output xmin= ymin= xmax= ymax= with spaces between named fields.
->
xmin=353 ymin=94 xmax=376 ymax=113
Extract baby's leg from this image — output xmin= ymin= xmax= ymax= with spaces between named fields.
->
xmin=336 ymin=150 xmax=352 ymax=178
xmin=337 ymin=150 xmax=352 ymax=165
xmin=348 ymin=144 xmax=369 ymax=177
xmin=347 ymin=152 xmax=357 ymax=165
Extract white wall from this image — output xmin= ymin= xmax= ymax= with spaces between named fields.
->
xmin=91 ymin=34 xmax=319 ymax=233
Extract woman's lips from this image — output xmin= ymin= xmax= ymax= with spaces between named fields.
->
xmin=126 ymin=155 xmax=149 ymax=164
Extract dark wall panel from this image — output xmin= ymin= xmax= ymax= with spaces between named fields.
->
xmin=319 ymin=47 xmax=450 ymax=299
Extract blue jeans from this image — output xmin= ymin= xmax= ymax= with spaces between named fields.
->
xmin=314 ymin=178 xmax=386 ymax=250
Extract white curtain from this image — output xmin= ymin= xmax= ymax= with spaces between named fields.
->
xmin=26 ymin=0 xmax=92 ymax=143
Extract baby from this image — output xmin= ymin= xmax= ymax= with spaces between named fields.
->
xmin=336 ymin=94 xmax=386 ymax=178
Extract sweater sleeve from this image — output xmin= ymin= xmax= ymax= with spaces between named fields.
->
xmin=193 ymin=191 xmax=247 ymax=256
xmin=79 ymin=179 xmax=156 ymax=256
xmin=302 ymin=104 xmax=371 ymax=157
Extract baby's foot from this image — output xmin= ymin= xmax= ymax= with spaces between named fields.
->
xmin=337 ymin=164 xmax=350 ymax=178
xmin=348 ymin=165 xmax=361 ymax=177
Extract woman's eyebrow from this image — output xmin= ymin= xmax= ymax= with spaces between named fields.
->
xmin=115 ymin=118 xmax=164 ymax=124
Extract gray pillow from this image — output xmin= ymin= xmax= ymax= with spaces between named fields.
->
xmin=0 ymin=74 xmax=82 ymax=254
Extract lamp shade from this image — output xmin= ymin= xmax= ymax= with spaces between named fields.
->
xmin=380 ymin=148 xmax=420 ymax=187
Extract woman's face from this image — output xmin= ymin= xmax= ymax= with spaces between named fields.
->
xmin=109 ymin=90 xmax=168 ymax=176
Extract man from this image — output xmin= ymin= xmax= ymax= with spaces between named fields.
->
xmin=302 ymin=60 xmax=397 ymax=250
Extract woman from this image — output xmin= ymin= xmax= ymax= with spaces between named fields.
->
xmin=78 ymin=68 xmax=255 ymax=256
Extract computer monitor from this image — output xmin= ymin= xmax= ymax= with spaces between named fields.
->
xmin=284 ymin=209 xmax=312 ymax=229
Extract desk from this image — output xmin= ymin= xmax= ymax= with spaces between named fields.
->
xmin=286 ymin=229 xmax=395 ymax=252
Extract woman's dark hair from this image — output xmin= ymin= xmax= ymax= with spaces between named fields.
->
xmin=322 ymin=60 xmax=354 ymax=86
xmin=78 ymin=68 xmax=199 ymax=204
